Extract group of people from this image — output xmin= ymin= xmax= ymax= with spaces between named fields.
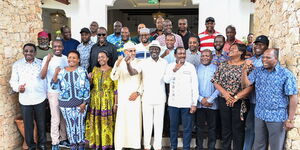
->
xmin=9 ymin=16 xmax=298 ymax=150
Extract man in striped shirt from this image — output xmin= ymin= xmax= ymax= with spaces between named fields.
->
xmin=198 ymin=17 xmax=221 ymax=53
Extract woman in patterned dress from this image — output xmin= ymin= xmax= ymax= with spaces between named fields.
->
xmin=211 ymin=43 xmax=253 ymax=150
xmin=51 ymin=50 xmax=90 ymax=150
xmin=85 ymin=51 xmax=118 ymax=150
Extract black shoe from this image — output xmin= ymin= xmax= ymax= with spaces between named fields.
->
xmin=38 ymin=145 xmax=47 ymax=150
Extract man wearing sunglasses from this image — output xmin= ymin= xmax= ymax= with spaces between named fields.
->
xmin=88 ymin=27 xmax=118 ymax=73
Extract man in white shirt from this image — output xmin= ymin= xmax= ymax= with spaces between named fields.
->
xmin=164 ymin=47 xmax=199 ymax=150
xmin=40 ymin=40 xmax=69 ymax=149
xmin=130 ymin=40 xmax=168 ymax=150
xmin=10 ymin=43 xmax=47 ymax=150
xmin=135 ymin=28 xmax=151 ymax=59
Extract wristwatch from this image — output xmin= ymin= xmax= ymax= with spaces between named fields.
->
xmin=234 ymin=95 xmax=239 ymax=100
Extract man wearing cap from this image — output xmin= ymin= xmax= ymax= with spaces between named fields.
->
xmin=89 ymin=27 xmax=118 ymax=73
xmin=156 ymin=19 xmax=184 ymax=48
xmin=36 ymin=31 xmax=53 ymax=59
xmin=131 ymin=23 xmax=154 ymax=44
xmin=127 ymin=40 xmax=168 ymax=150
xmin=198 ymin=17 xmax=221 ymax=53
xmin=89 ymin=21 xmax=99 ymax=43
xmin=111 ymin=42 xmax=142 ymax=150
xmin=107 ymin=21 xmax=122 ymax=45
xmin=40 ymin=40 xmax=69 ymax=149
xmin=135 ymin=28 xmax=152 ymax=59
xmin=60 ymin=26 xmax=80 ymax=56
xmin=77 ymin=27 xmax=95 ymax=70
xmin=223 ymin=25 xmax=244 ymax=53
xmin=177 ymin=18 xmax=198 ymax=50
xmin=243 ymin=35 xmax=269 ymax=150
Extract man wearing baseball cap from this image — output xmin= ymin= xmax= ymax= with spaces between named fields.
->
xmin=243 ymin=35 xmax=269 ymax=150
xmin=77 ymin=27 xmax=95 ymax=70
xmin=198 ymin=17 xmax=221 ymax=53
xmin=36 ymin=31 xmax=53 ymax=59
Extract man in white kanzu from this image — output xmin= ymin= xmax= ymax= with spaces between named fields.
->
xmin=110 ymin=42 xmax=143 ymax=150
xmin=164 ymin=47 xmax=199 ymax=150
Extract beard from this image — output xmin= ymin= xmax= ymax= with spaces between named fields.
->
xmin=39 ymin=43 xmax=49 ymax=49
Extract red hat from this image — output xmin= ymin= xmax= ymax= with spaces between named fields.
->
xmin=38 ymin=31 xmax=49 ymax=38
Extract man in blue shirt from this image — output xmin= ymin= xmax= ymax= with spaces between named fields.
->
xmin=243 ymin=35 xmax=269 ymax=150
xmin=242 ymin=48 xmax=298 ymax=150
xmin=107 ymin=21 xmax=122 ymax=45
xmin=196 ymin=49 xmax=219 ymax=150
xmin=61 ymin=26 xmax=80 ymax=56
xmin=212 ymin=35 xmax=229 ymax=66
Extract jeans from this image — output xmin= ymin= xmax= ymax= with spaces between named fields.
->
xmin=218 ymin=97 xmax=246 ymax=150
xmin=243 ymin=103 xmax=255 ymax=150
xmin=196 ymin=108 xmax=217 ymax=150
xmin=21 ymin=100 xmax=47 ymax=148
xmin=169 ymin=106 xmax=193 ymax=150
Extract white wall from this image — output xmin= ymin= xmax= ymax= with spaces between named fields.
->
xmin=42 ymin=0 xmax=116 ymax=41
xmin=193 ymin=0 xmax=254 ymax=39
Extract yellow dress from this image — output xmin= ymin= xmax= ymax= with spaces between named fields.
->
xmin=85 ymin=67 xmax=117 ymax=149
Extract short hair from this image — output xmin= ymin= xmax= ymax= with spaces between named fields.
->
xmin=163 ymin=19 xmax=172 ymax=25
xmin=165 ymin=33 xmax=175 ymax=40
xmin=248 ymin=33 xmax=254 ymax=36
xmin=214 ymin=35 xmax=225 ymax=42
xmin=226 ymin=25 xmax=236 ymax=33
xmin=174 ymin=47 xmax=185 ymax=54
xmin=23 ymin=43 xmax=37 ymax=52
xmin=98 ymin=27 xmax=107 ymax=32
xmin=269 ymin=48 xmax=279 ymax=59
xmin=188 ymin=36 xmax=200 ymax=43
xmin=202 ymin=49 xmax=213 ymax=57
xmin=60 ymin=25 xmax=69 ymax=33
xmin=52 ymin=39 xmax=63 ymax=45
xmin=232 ymin=43 xmax=247 ymax=60
xmin=67 ymin=50 xmax=81 ymax=60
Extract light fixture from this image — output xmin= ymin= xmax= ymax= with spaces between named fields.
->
xmin=152 ymin=0 xmax=166 ymax=21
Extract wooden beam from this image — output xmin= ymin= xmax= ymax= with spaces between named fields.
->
xmin=55 ymin=0 xmax=70 ymax=5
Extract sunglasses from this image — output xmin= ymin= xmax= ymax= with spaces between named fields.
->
xmin=97 ymin=33 xmax=106 ymax=36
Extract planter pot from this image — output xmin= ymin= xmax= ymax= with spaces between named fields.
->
xmin=15 ymin=116 xmax=38 ymax=150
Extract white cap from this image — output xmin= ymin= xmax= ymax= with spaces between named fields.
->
xmin=147 ymin=40 xmax=162 ymax=50
xmin=140 ymin=28 xmax=150 ymax=34
xmin=123 ymin=41 xmax=136 ymax=50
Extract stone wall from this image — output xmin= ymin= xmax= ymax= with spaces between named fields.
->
xmin=0 ymin=0 xmax=43 ymax=149
xmin=254 ymin=0 xmax=300 ymax=149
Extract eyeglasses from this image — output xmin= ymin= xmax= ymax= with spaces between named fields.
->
xmin=97 ymin=33 xmax=106 ymax=37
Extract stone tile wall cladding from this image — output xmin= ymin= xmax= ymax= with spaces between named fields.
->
xmin=254 ymin=0 xmax=300 ymax=149
xmin=0 ymin=0 xmax=43 ymax=149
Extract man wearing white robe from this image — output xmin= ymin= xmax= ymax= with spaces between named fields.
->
xmin=111 ymin=42 xmax=142 ymax=150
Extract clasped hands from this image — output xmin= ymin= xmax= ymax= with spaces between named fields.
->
xmin=223 ymin=91 xmax=238 ymax=107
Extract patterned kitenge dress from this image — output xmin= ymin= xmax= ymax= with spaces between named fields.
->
xmin=85 ymin=67 xmax=117 ymax=149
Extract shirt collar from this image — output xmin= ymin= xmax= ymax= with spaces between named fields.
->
xmin=187 ymin=49 xmax=200 ymax=55
xmin=262 ymin=62 xmax=281 ymax=72
xmin=23 ymin=57 xmax=38 ymax=64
